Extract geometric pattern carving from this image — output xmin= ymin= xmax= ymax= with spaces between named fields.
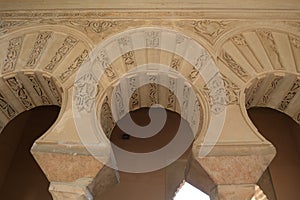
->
xmin=0 ymin=20 xmax=26 ymax=35
xmin=203 ymin=73 xmax=227 ymax=114
xmin=166 ymin=76 xmax=176 ymax=110
xmin=69 ymin=20 xmax=117 ymax=34
xmin=221 ymin=51 xmax=250 ymax=82
xmin=193 ymin=20 xmax=230 ymax=44
xmin=127 ymin=76 xmax=140 ymax=110
xmin=114 ymin=84 xmax=125 ymax=118
xmin=121 ymin=51 xmax=136 ymax=69
xmin=43 ymin=75 xmax=62 ymax=105
xmin=44 ymin=36 xmax=78 ymax=71
xmin=147 ymin=73 xmax=159 ymax=106
xmin=203 ymin=73 xmax=240 ymax=113
xmin=231 ymin=34 xmax=248 ymax=46
xmin=188 ymin=66 xmax=200 ymax=82
xmin=182 ymin=84 xmax=191 ymax=118
xmin=5 ymin=76 xmax=33 ymax=109
xmin=190 ymin=98 xmax=201 ymax=132
xmin=245 ymin=78 xmax=264 ymax=109
xmin=25 ymin=31 xmax=52 ymax=69
xmin=231 ymin=34 xmax=264 ymax=72
xmin=256 ymin=29 xmax=283 ymax=69
xmin=145 ymin=31 xmax=161 ymax=48
xmin=278 ymin=78 xmax=300 ymax=111
xmin=73 ymin=73 xmax=98 ymax=112
xmin=59 ymin=49 xmax=89 ymax=82
xmin=290 ymin=35 xmax=300 ymax=48
xmin=222 ymin=74 xmax=241 ymax=104
xmin=0 ymin=91 xmax=16 ymax=119
xmin=26 ymin=74 xmax=51 ymax=105
xmin=245 ymin=73 xmax=300 ymax=125
xmin=118 ymin=35 xmax=133 ymax=52
xmin=222 ymin=29 xmax=300 ymax=83
xmin=2 ymin=36 xmax=23 ymax=73
xmin=97 ymin=49 xmax=116 ymax=81
xmin=169 ymin=55 xmax=182 ymax=71
xmin=259 ymin=76 xmax=283 ymax=105
xmin=100 ymin=96 xmax=115 ymax=139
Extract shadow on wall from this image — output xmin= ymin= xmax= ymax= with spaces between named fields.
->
xmin=0 ymin=106 xmax=60 ymax=200
xmin=248 ymin=107 xmax=300 ymax=200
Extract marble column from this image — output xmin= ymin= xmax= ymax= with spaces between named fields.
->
xmin=186 ymin=105 xmax=276 ymax=200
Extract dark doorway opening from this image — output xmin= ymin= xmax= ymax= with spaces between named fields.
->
xmin=99 ymin=107 xmax=194 ymax=200
xmin=0 ymin=105 xmax=60 ymax=200
xmin=248 ymin=107 xmax=300 ymax=200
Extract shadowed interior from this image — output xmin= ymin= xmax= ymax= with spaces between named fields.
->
xmin=0 ymin=106 xmax=60 ymax=200
xmin=99 ymin=107 xmax=194 ymax=200
xmin=248 ymin=107 xmax=300 ymax=200
xmin=0 ymin=106 xmax=299 ymax=199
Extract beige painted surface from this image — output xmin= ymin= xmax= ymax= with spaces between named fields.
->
xmin=0 ymin=0 xmax=299 ymax=10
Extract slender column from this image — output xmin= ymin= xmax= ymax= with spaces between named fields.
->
xmin=210 ymin=184 xmax=256 ymax=200
xmin=49 ymin=178 xmax=93 ymax=200
xmin=186 ymin=105 xmax=276 ymax=200
xmin=31 ymin=90 xmax=119 ymax=199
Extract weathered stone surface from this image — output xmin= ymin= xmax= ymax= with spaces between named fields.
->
xmin=49 ymin=178 xmax=93 ymax=200
xmin=0 ymin=1 xmax=299 ymax=198
xmin=211 ymin=184 xmax=256 ymax=200
xmin=32 ymin=150 xmax=104 ymax=182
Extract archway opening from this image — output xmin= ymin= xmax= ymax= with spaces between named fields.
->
xmin=98 ymin=107 xmax=206 ymax=200
xmin=0 ymin=105 xmax=60 ymax=200
xmin=174 ymin=181 xmax=210 ymax=200
xmin=247 ymin=107 xmax=300 ymax=200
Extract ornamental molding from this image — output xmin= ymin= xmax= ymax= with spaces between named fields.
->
xmin=0 ymin=9 xmax=300 ymax=20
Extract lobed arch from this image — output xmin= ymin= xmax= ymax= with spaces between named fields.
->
xmin=0 ymin=25 xmax=108 ymax=198
xmin=71 ymin=26 xmax=225 ymax=172
xmin=244 ymin=71 xmax=300 ymax=125
xmin=21 ymin=25 xmax=232 ymax=199
xmin=214 ymin=25 xmax=300 ymax=136
xmin=184 ymin=24 xmax=300 ymax=199
xmin=96 ymin=68 xmax=208 ymax=141
xmin=1 ymin=22 xmax=295 ymax=199
xmin=183 ymin=25 xmax=300 ymax=199
xmin=0 ymin=25 xmax=95 ymax=131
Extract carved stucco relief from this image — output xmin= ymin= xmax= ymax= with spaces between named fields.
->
xmin=73 ymin=73 xmax=98 ymax=113
xmin=0 ymin=91 xmax=17 ymax=119
xmin=203 ymin=73 xmax=240 ymax=114
xmin=5 ymin=76 xmax=34 ymax=109
xmin=2 ymin=36 xmax=23 ymax=73
xmin=25 ymin=31 xmax=52 ymax=69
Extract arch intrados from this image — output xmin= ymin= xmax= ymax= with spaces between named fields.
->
xmin=241 ymin=70 xmax=300 ymax=134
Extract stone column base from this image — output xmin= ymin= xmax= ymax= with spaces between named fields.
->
xmin=49 ymin=178 xmax=93 ymax=200
xmin=211 ymin=184 xmax=256 ymax=200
